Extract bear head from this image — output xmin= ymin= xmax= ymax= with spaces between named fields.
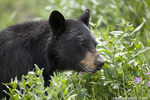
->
xmin=48 ymin=9 xmax=104 ymax=74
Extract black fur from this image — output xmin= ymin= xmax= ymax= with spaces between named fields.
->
xmin=0 ymin=9 xmax=100 ymax=98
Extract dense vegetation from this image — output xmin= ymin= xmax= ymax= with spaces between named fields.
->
xmin=0 ymin=0 xmax=150 ymax=99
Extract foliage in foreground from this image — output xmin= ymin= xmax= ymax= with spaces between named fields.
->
xmin=2 ymin=20 xmax=150 ymax=100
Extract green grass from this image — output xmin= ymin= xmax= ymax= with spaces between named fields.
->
xmin=1 ymin=0 xmax=150 ymax=99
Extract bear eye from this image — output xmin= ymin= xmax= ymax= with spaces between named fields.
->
xmin=82 ymin=43 xmax=87 ymax=48
xmin=80 ymin=42 xmax=88 ymax=48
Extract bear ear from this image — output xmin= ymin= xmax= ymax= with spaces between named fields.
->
xmin=49 ymin=10 xmax=66 ymax=39
xmin=78 ymin=9 xmax=90 ymax=26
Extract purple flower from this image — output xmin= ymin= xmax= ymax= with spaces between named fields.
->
xmin=148 ymin=81 xmax=150 ymax=87
xmin=146 ymin=72 xmax=150 ymax=75
xmin=78 ymin=71 xmax=82 ymax=75
xmin=135 ymin=77 xmax=141 ymax=83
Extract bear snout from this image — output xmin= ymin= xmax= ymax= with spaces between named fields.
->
xmin=80 ymin=51 xmax=104 ymax=73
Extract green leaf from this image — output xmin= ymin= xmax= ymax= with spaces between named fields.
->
xmin=111 ymin=83 xmax=119 ymax=89
xmin=110 ymin=31 xmax=124 ymax=35
xmin=33 ymin=88 xmax=45 ymax=94
xmin=68 ymin=94 xmax=77 ymax=100
xmin=115 ymin=52 xmax=128 ymax=57
xmin=133 ymin=47 xmax=150 ymax=57
xmin=101 ymin=26 xmax=109 ymax=41
xmin=103 ymin=81 xmax=114 ymax=86
xmin=131 ymin=19 xmax=146 ymax=35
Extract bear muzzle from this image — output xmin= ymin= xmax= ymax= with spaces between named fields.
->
xmin=80 ymin=51 xmax=104 ymax=74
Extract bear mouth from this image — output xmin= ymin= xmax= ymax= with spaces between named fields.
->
xmin=81 ymin=64 xmax=97 ymax=73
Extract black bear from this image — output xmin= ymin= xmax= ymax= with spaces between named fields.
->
xmin=0 ymin=9 xmax=104 ymax=98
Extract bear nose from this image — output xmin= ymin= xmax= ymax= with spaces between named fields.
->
xmin=95 ymin=61 xmax=104 ymax=70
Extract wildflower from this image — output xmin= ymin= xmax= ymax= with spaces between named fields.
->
xmin=78 ymin=71 xmax=82 ymax=75
xmin=146 ymin=72 xmax=150 ymax=75
xmin=36 ymin=70 xmax=40 ymax=75
xmin=148 ymin=81 xmax=150 ymax=87
xmin=135 ymin=77 xmax=141 ymax=83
